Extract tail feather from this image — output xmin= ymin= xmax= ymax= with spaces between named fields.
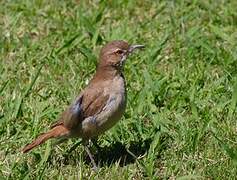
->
xmin=22 ymin=125 xmax=69 ymax=153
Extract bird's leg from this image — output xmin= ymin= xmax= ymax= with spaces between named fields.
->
xmin=84 ymin=145 xmax=97 ymax=171
xmin=83 ymin=140 xmax=98 ymax=171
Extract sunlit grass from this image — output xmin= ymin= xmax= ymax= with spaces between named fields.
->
xmin=0 ymin=0 xmax=237 ymax=179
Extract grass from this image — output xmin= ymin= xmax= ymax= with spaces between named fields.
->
xmin=0 ymin=0 xmax=237 ymax=179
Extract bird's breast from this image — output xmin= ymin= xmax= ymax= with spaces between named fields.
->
xmin=81 ymin=75 xmax=126 ymax=139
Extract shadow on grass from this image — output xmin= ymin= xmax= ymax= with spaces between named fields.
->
xmin=66 ymin=135 xmax=168 ymax=167
xmin=88 ymin=138 xmax=153 ymax=167
xmin=48 ymin=131 xmax=169 ymax=167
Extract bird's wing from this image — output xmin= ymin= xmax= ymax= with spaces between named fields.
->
xmin=81 ymin=87 xmax=110 ymax=118
xmin=51 ymin=95 xmax=84 ymax=129
xmin=53 ymin=85 xmax=109 ymax=130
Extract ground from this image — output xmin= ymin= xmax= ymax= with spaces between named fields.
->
xmin=0 ymin=0 xmax=237 ymax=179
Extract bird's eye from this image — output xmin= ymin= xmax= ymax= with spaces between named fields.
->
xmin=115 ymin=49 xmax=124 ymax=55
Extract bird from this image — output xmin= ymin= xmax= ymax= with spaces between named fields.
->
xmin=22 ymin=40 xmax=144 ymax=169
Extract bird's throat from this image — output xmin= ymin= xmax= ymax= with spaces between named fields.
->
xmin=94 ymin=65 xmax=124 ymax=81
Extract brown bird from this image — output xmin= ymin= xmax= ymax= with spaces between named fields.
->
xmin=22 ymin=40 xmax=144 ymax=169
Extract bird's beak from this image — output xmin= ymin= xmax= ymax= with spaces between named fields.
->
xmin=128 ymin=44 xmax=145 ymax=54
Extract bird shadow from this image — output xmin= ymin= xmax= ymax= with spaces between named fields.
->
xmin=61 ymin=134 xmax=169 ymax=167
xmin=88 ymin=138 xmax=153 ymax=167
xmin=92 ymin=136 xmax=169 ymax=167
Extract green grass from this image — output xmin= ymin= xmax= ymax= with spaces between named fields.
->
xmin=1 ymin=0 xmax=237 ymax=179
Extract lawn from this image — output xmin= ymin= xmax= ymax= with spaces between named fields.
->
xmin=0 ymin=0 xmax=237 ymax=179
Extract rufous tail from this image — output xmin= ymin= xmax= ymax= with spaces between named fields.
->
xmin=22 ymin=125 xmax=69 ymax=153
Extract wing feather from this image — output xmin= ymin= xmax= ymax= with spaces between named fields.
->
xmin=53 ymin=85 xmax=109 ymax=130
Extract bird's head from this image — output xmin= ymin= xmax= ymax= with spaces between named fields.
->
xmin=98 ymin=40 xmax=144 ymax=70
